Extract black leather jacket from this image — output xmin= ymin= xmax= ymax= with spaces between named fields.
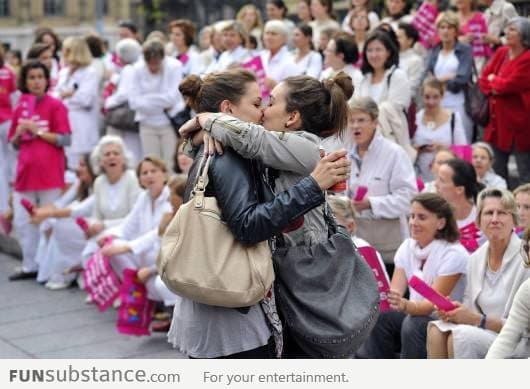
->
xmin=184 ymin=147 xmax=325 ymax=245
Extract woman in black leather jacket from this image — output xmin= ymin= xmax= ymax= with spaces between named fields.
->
xmin=167 ymin=69 xmax=349 ymax=359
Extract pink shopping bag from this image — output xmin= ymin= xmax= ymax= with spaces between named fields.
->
xmin=116 ymin=268 xmax=154 ymax=336
xmin=82 ymin=239 xmax=121 ymax=312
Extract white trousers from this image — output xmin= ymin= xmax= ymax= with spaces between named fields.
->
xmin=13 ymin=189 xmax=62 ymax=272
xmin=139 ymin=123 xmax=177 ymax=172
xmin=0 ymin=121 xmax=17 ymax=212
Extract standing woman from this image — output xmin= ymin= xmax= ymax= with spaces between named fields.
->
xmin=425 ymin=12 xmax=473 ymax=143
xmin=355 ymin=31 xmax=411 ymax=112
xmin=321 ymin=33 xmax=362 ymax=87
xmin=349 ymin=8 xmax=371 ymax=68
xmin=455 ymin=0 xmax=491 ymax=71
xmin=33 ymin=27 xmax=61 ymax=90
xmin=427 ymin=189 xmax=530 ymax=358
xmin=55 ymin=37 xmax=99 ymax=170
xmin=297 ymin=0 xmax=313 ymax=24
xmin=128 ymin=39 xmax=184 ymax=170
xmin=291 ymin=24 xmax=323 ymax=79
xmin=7 ymin=61 xmax=71 ymax=280
xmin=26 ymin=43 xmax=58 ymax=91
xmin=309 ymin=0 xmax=340 ymax=50
xmin=478 ymin=17 xmax=530 ymax=186
xmin=380 ymin=0 xmax=413 ymax=31
xmin=342 ymin=0 xmax=380 ymax=34
xmin=358 ymin=193 xmax=468 ymax=358
xmin=413 ymin=78 xmax=466 ymax=181
xmin=266 ymin=0 xmax=296 ymax=41
xmin=168 ymin=19 xmax=204 ymax=77
xmin=237 ymin=4 xmax=264 ymax=49
xmin=346 ymin=97 xmax=417 ymax=264
xmin=435 ymin=158 xmax=484 ymax=253
xmin=0 ymin=45 xmax=17 ymax=215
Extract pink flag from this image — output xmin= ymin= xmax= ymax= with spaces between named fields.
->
xmin=242 ymin=56 xmax=270 ymax=99
xmin=409 ymin=275 xmax=457 ymax=311
xmin=358 ymin=246 xmax=391 ymax=312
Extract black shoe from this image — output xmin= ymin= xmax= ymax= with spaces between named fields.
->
xmin=8 ymin=270 xmax=38 ymax=281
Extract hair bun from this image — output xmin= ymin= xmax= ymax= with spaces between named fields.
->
xmin=179 ymin=75 xmax=203 ymax=112
xmin=330 ymin=72 xmax=354 ymax=100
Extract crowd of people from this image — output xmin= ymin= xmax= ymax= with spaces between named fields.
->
xmin=1 ymin=0 xmax=530 ymax=359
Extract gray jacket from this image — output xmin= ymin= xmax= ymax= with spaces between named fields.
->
xmin=204 ymin=113 xmax=327 ymax=246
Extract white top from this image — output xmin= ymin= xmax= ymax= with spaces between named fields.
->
xmin=54 ymin=66 xmax=100 ymax=153
xmin=434 ymin=50 xmax=465 ymax=107
xmin=368 ymin=81 xmax=384 ymax=102
xmin=342 ymin=10 xmax=380 ymax=32
xmin=399 ymin=49 xmax=424 ymax=99
xmin=177 ymin=49 xmax=205 ymax=77
xmin=320 ymin=64 xmax=363 ymax=93
xmin=92 ymin=170 xmax=141 ymax=229
xmin=261 ymin=46 xmax=299 ymax=83
xmin=355 ymin=66 xmax=411 ymax=110
xmin=480 ymin=170 xmax=508 ymax=190
xmin=413 ymin=110 xmax=467 ymax=181
xmin=457 ymin=205 xmax=477 ymax=229
xmin=477 ymin=266 xmax=509 ymax=318
xmin=309 ymin=18 xmax=341 ymax=50
xmin=128 ymin=56 xmax=185 ymax=127
xmin=347 ymin=131 xmax=418 ymax=237
xmin=486 ymin=278 xmax=530 ymax=359
xmin=70 ymin=195 xmax=95 ymax=218
xmin=205 ymin=46 xmax=251 ymax=74
xmin=380 ymin=15 xmax=414 ymax=31
xmin=118 ymin=186 xmax=172 ymax=256
xmin=292 ymin=50 xmax=323 ymax=79
xmin=394 ymin=238 xmax=469 ymax=302
xmin=105 ymin=63 xmax=135 ymax=109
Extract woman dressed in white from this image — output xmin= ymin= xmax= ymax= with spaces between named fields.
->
xmin=291 ymin=24 xmax=323 ymax=79
xmin=55 ymin=37 xmax=100 ymax=169
xmin=101 ymin=156 xmax=176 ymax=303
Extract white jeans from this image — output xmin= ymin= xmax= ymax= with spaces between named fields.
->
xmin=0 ymin=121 xmax=16 ymax=212
xmin=13 ymin=189 xmax=62 ymax=272
xmin=139 ymin=123 xmax=177 ymax=172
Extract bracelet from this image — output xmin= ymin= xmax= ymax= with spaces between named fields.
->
xmin=478 ymin=314 xmax=487 ymax=329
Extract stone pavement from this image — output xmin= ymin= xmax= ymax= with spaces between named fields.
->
xmin=0 ymin=251 xmax=185 ymax=359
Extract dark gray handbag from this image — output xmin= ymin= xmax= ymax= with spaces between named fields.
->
xmin=273 ymin=206 xmax=380 ymax=358
xmin=105 ymin=102 xmax=138 ymax=132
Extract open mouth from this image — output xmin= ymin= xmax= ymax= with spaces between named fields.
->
xmin=353 ymin=131 xmax=362 ymax=136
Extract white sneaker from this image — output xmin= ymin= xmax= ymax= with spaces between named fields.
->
xmin=45 ymin=281 xmax=71 ymax=290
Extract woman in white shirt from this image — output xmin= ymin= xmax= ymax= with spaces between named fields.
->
xmin=342 ymin=0 xmax=380 ymax=33
xmin=291 ymin=24 xmax=323 ymax=79
xmin=81 ymin=135 xmax=141 ymax=263
xmin=261 ymin=20 xmax=299 ymax=91
xmin=309 ymin=0 xmax=340 ymax=49
xmin=486 ymin=228 xmax=530 ymax=359
xmin=380 ymin=0 xmax=414 ymax=31
xmin=355 ymin=31 xmax=411 ymax=111
xmin=347 ymin=97 xmax=417 ymax=264
xmin=168 ymin=19 xmax=204 ymax=77
xmin=413 ymin=78 xmax=467 ymax=181
xmin=428 ymin=188 xmax=530 ymax=358
xmin=436 ymin=158 xmax=485 ymax=253
xmin=397 ymin=23 xmax=423 ymax=103
xmin=55 ymin=37 xmax=100 ymax=170
xmin=357 ymin=192 xmax=468 ymax=358
xmin=321 ymin=32 xmax=362 ymax=87
xmin=471 ymin=142 xmax=507 ymax=190
xmin=205 ymin=21 xmax=251 ymax=74
xmin=101 ymin=156 xmax=175 ymax=303
xmin=128 ymin=39 xmax=185 ymax=170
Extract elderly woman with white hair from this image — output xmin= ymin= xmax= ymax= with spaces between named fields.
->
xmin=471 ymin=142 xmax=507 ymax=190
xmin=104 ymin=38 xmax=143 ymax=163
xmin=479 ymin=16 xmax=530 ymax=185
xmin=261 ymin=20 xmax=298 ymax=91
xmin=81 ymin=135 xmax=141 ymax=264
xmin=427 ymin=188 xmax=530 ymax=358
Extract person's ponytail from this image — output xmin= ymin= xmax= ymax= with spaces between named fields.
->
xmin=323 ymin=71 xmax=353 ymax=138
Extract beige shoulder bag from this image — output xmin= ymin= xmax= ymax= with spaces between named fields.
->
xmin=157 ymin=154 xmax=274 ymax=308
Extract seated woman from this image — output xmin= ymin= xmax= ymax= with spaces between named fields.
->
xmin=472 ymin=142 xmax=507 ymax=190
xmin=422 ymin=147 xmax=457 ymax=194
xmin=346 ymin=96 xmax=417 ymax=264
xmin=514 ymin=184 xmax=530 ymax=236
xmin=101 ymin=156 xmax=176 ymax=305
xmin=31 ymin=154 xmax=96 ymax=288
xmin=486 ymin=226 xmax=530 ymax=359
xmin=168 ymin=68 xmax=349 ymax=359
xmin=427 ymin=188 xmax=530 ymax=358
xmin=81 ymin=135 xmax=141 ymax=264
xmin=413 ymin=78 xmax=466 ymax=181
xmin=436 ymin=158 xmax=485 ymax=253
xmin=357 ymin=192 xmax=468 ymax=358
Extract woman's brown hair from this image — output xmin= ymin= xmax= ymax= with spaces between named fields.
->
xmin=283 ymin=72 xmax=353 ymax=138
xmin=136 ymin=155 xmax=168 ymax=188
xmin=412 ymin=192 xmax=460 ymax=243
xmin=179 ymin=69 xmax=257 ymax=113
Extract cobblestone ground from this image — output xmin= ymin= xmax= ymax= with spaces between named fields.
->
xmin=0 ymin=251 xmax=185 ymax=359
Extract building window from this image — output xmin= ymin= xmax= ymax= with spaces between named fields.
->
xmin=0 ymin=0 xmax=9 ymax=17
xmin=44 ymin=0 xmax=64 ymax=16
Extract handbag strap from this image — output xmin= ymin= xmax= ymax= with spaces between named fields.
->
xmin=193 ymin=154 xmax=213 ymax=209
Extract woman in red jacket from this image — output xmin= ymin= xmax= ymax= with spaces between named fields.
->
xmin=479 ymin=17 xmax=530 ymax=185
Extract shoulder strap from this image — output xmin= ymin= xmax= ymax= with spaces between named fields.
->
xmin=450 ymin=112 xmax=455 ymax=144
xmin=193 ymin=154 xmax=212 ymax=208
xmin=386 ymin=67 xmax=396 ymax=89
